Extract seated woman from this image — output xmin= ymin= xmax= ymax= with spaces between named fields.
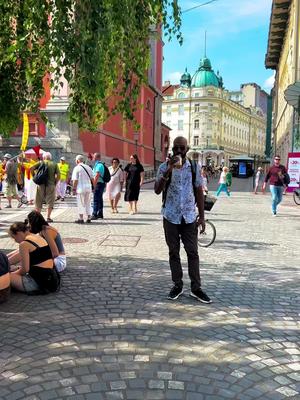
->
xmin=27 ymin=211 xmax=66 ymax=273
xmin=8 ymin=222 xmax=60 ymax=294
xmin=0 ymin=251 xmax=10 ymax=303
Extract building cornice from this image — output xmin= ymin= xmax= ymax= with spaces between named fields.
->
xmin=265 ymin=0 xmax=291 ymax=69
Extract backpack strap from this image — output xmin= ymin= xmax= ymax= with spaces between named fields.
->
xmin=188 ymin=158 xmax=198 ymax=204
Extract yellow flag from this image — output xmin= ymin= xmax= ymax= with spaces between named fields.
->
xmin=20 ymin=113 xmax=29 ymax=151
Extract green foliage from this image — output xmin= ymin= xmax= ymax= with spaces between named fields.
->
xmin=0 ymin=0 xmax=182 ymax=136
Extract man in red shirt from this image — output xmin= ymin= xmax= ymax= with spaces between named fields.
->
xmin=262 ymin=155 xmax=287 ymax=216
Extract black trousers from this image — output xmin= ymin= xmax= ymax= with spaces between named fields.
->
xmin=163 ymin=218 xmax=201 ymax=291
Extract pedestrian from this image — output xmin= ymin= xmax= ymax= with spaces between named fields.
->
xmin=91 ymin=153 xmax=106 ymax=220
xmin=56 ymin=156 xmax=70 ymax=201
xmin=3 ymin=154 xmax=22 ymax=208
xmin=262 ymin=155 xmax=288 ymax=216
xmin=226 ymin=169 xmax=232 ymax=194
xmin=254 ymin=167 xmax=263 ymax=194
xmin=31 ymin=152 xmax=60 ymax=222
xmin=72 ymin=154 xmax=94 ymax=223
xmin=216 ymin=166 xmax=230 ymax=197
xmin=23 ymin=158 xmax=38 ymax=205
xmin=106 ymin=158 xmax=124 ymax=213
xmin=201 ymin=166 xmax=209 ymax=194
xmin=0 ymin=158 xmax=4 ymax=210
xmin=8 ymin=221 xmax=60 ymax=294
xmin=0 ymin=251 xmax=10 ymax=303
xmin=124 ymin=154 xmax=144 ymax=214
xmin=154 ymin=136 xmax=211 ymax=304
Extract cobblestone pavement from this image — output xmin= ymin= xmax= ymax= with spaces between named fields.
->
xmin=0 ymin=187 xmax=299 ymax=400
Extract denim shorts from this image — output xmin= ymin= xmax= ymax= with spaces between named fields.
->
xmin=22 ymin=274 xmax=40 ymax=293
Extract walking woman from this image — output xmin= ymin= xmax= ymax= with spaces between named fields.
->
xmin=216 ymin=166 xmax=230 ymax=197
xmin=8 ymin=222 xmax=60 ymax=294
xmin=124 ymin=154 xmax=144 ymax=214
xmin=106 ymin=158 xmax=124 ymax=213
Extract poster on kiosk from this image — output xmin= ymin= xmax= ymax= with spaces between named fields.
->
xmin=286 ymin=152 xmax=300 ymax=193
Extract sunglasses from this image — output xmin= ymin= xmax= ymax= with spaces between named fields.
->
xmin=173 ymin=145 xmax=186 ymax=151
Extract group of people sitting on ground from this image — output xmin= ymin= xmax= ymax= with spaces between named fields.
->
xmin=0 ymin=211 xmax=65 ymax=303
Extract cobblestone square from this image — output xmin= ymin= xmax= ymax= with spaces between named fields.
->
xmin=0 ymin=187 xmax=299 ymax=399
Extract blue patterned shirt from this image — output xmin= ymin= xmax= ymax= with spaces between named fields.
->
xmin=156 ymin=159 xmax=203 ymax=224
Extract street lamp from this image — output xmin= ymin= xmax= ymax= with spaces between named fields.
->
xmin=133 ymin=131 xmax=139 ymax=154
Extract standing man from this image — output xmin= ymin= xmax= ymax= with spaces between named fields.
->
xmin=154 ymin=136 xmax=211 ymax=304
xmin=3 ymin=154 xmax=21 ymax=208
xmin=31 ymin=152 xmax=60 ymax=222
xmin=56 ymin=157 xmax=70 ymax=201
xmin=91 ymin=152 xmax=105 ymax=220
xmin=262 ymin=155 xmax=287 ymax=216
xmin=71 ymin=155 xmax=94 ymax=224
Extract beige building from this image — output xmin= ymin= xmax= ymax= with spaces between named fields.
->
xmin=265 ymin=0 xmax=300 ymax=164
xmin=162 ymin=58 xmax=266 ymax=166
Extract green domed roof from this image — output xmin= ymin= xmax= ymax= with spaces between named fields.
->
xmin=191 ymin=57 xmax=222 ymax=88
xmin=180 ymin=68 xmax=191 ymax=87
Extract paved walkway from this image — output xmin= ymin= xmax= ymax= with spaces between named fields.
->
xmin=0 ymin=188 xmax=299 ymax=400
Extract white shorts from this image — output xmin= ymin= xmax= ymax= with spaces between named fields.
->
xmin=54 ymin=255 xmax=67 ymax=272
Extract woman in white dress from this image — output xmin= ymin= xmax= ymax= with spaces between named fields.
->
xmin=106 ymin=158 xmax=124 ymax=213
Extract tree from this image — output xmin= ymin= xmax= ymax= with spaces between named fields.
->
xmin=0 ymin=0 xmax=182 ymax=136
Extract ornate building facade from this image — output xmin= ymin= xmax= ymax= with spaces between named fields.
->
xmin=265 ymin=0 xmax=300 ymax=164
xmin=162 ymin=58 xmax=267 ymax=166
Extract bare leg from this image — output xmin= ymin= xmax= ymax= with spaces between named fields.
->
xmin=10 ymin=273 xmax=25 ymax=292
xmin=134 ymin=201 xmax=138 ymax=213
xmin=110 ymin=199 xmax=114 ymax=212
xmin=7 ymin=196 xmax=12 ymax=206
xmin=47 ymin=207 xmax=53 ymax=219
xmin=113 ymin=193 xmax=121 ymax=212
xmin=129 ymin=201 xmax=134 ymax=214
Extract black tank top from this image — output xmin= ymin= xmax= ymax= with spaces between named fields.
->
xmin=24 ymin=239 xmax=53 ymax=266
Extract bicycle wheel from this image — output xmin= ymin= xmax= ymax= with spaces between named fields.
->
xmin=293 ymin=191 xmax=300 ymax=205
xmin=198 ymin=220 xmax=216 ymax=248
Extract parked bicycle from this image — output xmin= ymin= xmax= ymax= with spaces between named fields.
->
xmin=198 ymin=194 xmax=217 ymax=248
xmin=293 ymin=182 xmax=300 ymax=205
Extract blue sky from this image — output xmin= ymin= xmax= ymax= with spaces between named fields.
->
xmin=163 ymin=0 xmax=274 ymax=92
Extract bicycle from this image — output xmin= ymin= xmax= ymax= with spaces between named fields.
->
xmin=198 ymin=194 xmax=217 ymax=248
xmin=293 ymin=182 xmax=300 ymax=205
xmin=198 ymin=219 xmax=216 ymax=247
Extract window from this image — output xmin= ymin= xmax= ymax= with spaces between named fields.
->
xmin=178 ymin=104 xmax=184 ymax=115
xmin=178 ymin=92 xmax=186 ymax=99
xmin=207 ymin=119 xmax=213 ymax=129
xmin=194 ymin=103 xmax=200 ymax=112
xmin=166 ymin=105 xmax=171 ymax=116
xmin=178 ymin=120 xmax=184 ymax=130
xmin=146 ymin=99 xmax=151 ymax=111
xmin=194 ymin=136 xmax=199 ymax=146
xmin=194 ymin=92 xmax=200 ymax=97
xmin=194 ymin=119 xmax=199 ymax=129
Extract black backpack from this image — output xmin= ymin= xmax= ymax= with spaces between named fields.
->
xmin=102 ymin=163 xmax=111 ymax=183
xmin=162 ymin=159 xmax=197 ymax=207
xmin=33 ymin=162 xmax=49 ymax=185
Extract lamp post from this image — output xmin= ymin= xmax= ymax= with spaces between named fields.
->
xmin=133 ymin=131 xmax=139 ymax=154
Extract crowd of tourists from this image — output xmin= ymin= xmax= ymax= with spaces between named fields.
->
xmin=0 ymin=140 xmax=289 ymax=305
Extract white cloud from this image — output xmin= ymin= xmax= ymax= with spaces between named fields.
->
xmin=165 ymin=71 xmax=182 ymax=84
xmin=264 ymin=72 xmax=275 ymax=90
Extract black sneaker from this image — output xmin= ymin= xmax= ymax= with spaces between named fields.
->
xmin=75 ymin=219 xmax=84 ymax=224
xmin=90 ymin=215 xmax=98 ymax=220
xmin=190 ymin=289 xmax=212 ymax=304
xmin=168 ymin=285 xmax=183 ymax=300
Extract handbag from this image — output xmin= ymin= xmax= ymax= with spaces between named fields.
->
xmin=204 ymin=194 xmax=217 ymax=211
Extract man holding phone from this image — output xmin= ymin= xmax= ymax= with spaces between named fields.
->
xmin=154 ymin=136 xmax=211 ymax=304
